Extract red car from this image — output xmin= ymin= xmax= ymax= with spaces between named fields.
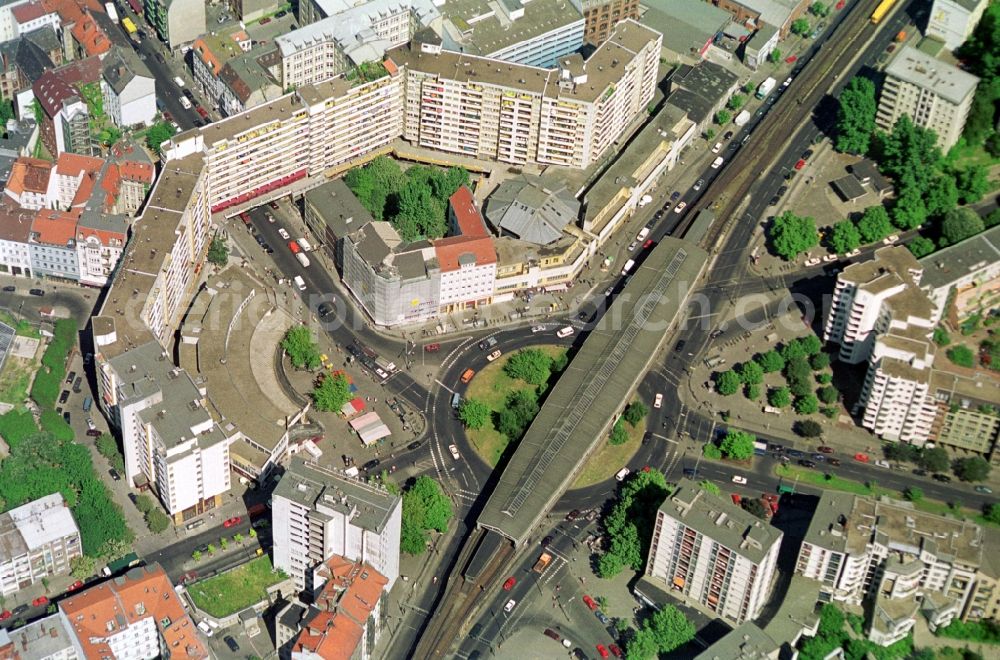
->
xmin=597 ymin=644 xmax=610 ymax=659
xmin=239 ymin=212 xmax=251 ymax=226
xmin=287 ymin=240 xmax=301 ymax=254
xmin=835 ymin=0 xmax=845 ymax=8
xmin=731 ymin=493 xmax=742 ymax=505
xmin=0 ymin=610 xmax=10 ymax=620
xmin=817 ymin=446 xmax=834 ymax=454
xmin=609 ymin=644 xmax=622 ymax=657
xmin=794 ymin=159 xmax=806 ymax=170
xmin=583 ymin=594 xmax=598 ymax=611
xmin=424 ymin=343 xmax=440 ymax=352
xmin=854 ymin=453 xmax=870 ymax=463
xmin=32 ymin=596 xmax=48 ymax=607
xmin=642 ymin=239 xmax=654 ymax=249
xmin=223 ymin=516 xmax=242 ymax=528
xmin=67 ymin=580 xmax=84 ymax=592
xmin=762 ymin=493 xmax=779 ymax=515
xmin=785 ymin=55 xmax=797 ymax=64
xmin=196 ymin=106 xmax=209 ymax=119
xmin=503 ymin=577 xmax=516 ymax=591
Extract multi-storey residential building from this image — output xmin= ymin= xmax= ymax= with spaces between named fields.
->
xmin=823 ymin=246 xmax=929 ymax=365
xmin=4 ymin=156 xmax=51 ymax=209
xmin=581 ymin=0 xmax=639 ymax=45
xmin=644 ymin=479 xmax=783 ymax=624
xmin=272 ymin=458 xmax=402 ymax=592
xmin=32 ymin=71 xmax=93 ymax=156
xmin=46 ymin=152 xmax=102 ymax=210
xmin=918 ymin=225 xmax=1000 ymax=323
xmin=143 ymin=0 xmax=205 ymax=50
xmin=303 ymin=178 xmax=376 ymax=269
xmin=395 ymin=20 xmax=660 ymax=169
xmin=437 ymin=186 xmax=496 ymax=312
xmin=234 ymin=0 xmax=282 ymax=23
xmin=0 ymin=613 xmax=81 ymax=658
xmin=191 ymin=32 xmax=245 ymax=104
xmin=0 ymin=493 xmax=82 ymax=597
xmin=796 ymin=491 xmax=985 ymax=645
xmin=58 ymin=564 xmax=208 ymax=658
xmin=95 ymin=340 xmax=233 ymax=523
xmin=10 ymin=2 xmax=61 ymax=39
xmin=0 ymin=0 xmax=32 ymax=43
xmin=217 ymin=49 xmax=284 ymax=117
xmin=926 ymin=0 xmax=988 ymax=51
xmin=277 ymin=556 xmax=389 ymax=659
xmin=277 ymin=0 xmax=440 ymax=90
xmin=439 ymin=0 xmax=586 ymax=68
xmin=101 ymin=46 xmax=156 ymax=128
xmin=29 ymin=208 xmax=80 ymax=280
xmin=75 ymin=210 xmax=126 ymax=287
xmin=0 ymin=202 xmax=34 ymax=277
xmin=877 ymin=46 xmax=979 ymax=152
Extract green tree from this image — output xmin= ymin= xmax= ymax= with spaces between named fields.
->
xmin=743 ymin=498 xmax=770 ymax=519
xmin=767 ymin=48 xmax=782 ymax=64
xmin=892 ymin=185 xmax=928 ymax=230
xmin=720 ymin=430 xmax=755 ymax=460
xmin=716 ymin=370 xmax=741 ymax=396
xmin=146 ymin=509 xmax=170 ymax=533
xmin=601 ymin=469 xmax=670 ymax=573
xmin=986 ymin=503 xmax=1000 ymax=525
xmin=609 ymin=418 xmax=629 ymax=446
xmin=925 ymin=174 xmax=959 ymax=218
xmin=311 ymin=373 xmax=352 ymax=412
xmin=933 ymin=327 xmax=951 ymax=346
xmin=281 ymin=325 xmax=321 ymax=369
xmin=407 ymin=476 xmax=452 ymax=532
xmin=70 ymin=555 xmax=97 ymax=579
xmin=795 ymin=419 xmax=823 ymax=437
xmin=816 ymin=603 xmax=846 ymax=639
xmin=835 ymin=77 xmax=877 ymax=155
xmin=810 ymin=352 xmax=830 ymax=370
xmin=192 ymin=550 xmax=202 ymax=562
xmin=768 ymin=386 xmax=791 ymax=408
xmin=790 ymin=18 xmax=810 ymax=35
xmin=234 ymin=533 xmax=244 ymax=543
xmin=756 ymin=350 xmax=785 ymax=373
xmin=626 ymin=627 xmax=660 ymax=660
xmin=703 ymin=443 xmax=722 ymax=459
xmin=0 ymin=98 xmax=13 ymax=126
xmin=795 ymin=394 xmax=820 ymax=415
xmin=817 ymin=386 xmax=838 ymax=404
xmin=908 ymin=236 xmax=936 ymax=258
xmin=738 ymin=360 xmax=764 ymax=385
xmin=207 ymin=236 xmax=228 ymax=266
xmin=962 ymin=80 xmax=999 ymax=144
xmin=955 ymin=165 xmax=990 ymax=204
xmin=857 ymin=205 xmax=893 ymax=243
xmin=800 ymin=335 xmax=823 ymax=355
xmin=207 ymin=544 xmax=216 ymax=555
xmin=219 ymin=538 xmax=228 ymax=550
xmin=878 ymin=115 xmax=943 ymax=189
xmin=727 ymin=94 xmax=745 ymax=111
xmin=768 ymin=211 xmax=819 ymax=260
xmin=647 ymin=604 xmax=696 ymax=653
xmin=457 ymin=398 xmax=490 ymax=430
xmin=714 ymin=110 xmax=731 ymax=125
xmin=827 ymin=220 xmax=861 ymax=254
xmin=699 ymin=480 xmax=721 ymax=496
xmin=248 ymin=528 xmax=257 ymax=539
xmin=133 ymin=494 xmax=154 ymax=514
xmin=920 ymin=446 xmax=950 ymax=473
xmin=809 ymin=1 xmax=830 ymax=17
xmin=745 ymin=383 xmax=761 ymax=400
xmin=954 ymin=456 xmax=990 ymax=482
xmin=986 ymin=132 xmax=1000 ymax=158
xmin=503 ymin=348 xmax=552 ymax=386
xmin=946 ymin=345 xmax=975 ymax=368
xmin=623 ymin=400 xmax=648 ymax=427
xmin=597 ymin=550 xmax=625 ymax=579
xmin=496 ymin=389 xmax=539 ymax=440
xmin=145 ymin=121 xmax=176 ymax=154
xmin=904 ymin=486 xmax=923 ymax=502
xmin=941 ymin=207 xmax=985 ymax=246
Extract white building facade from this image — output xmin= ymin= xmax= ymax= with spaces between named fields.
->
xmin=926 ymin=0 xmax=988 ymax=51
xmin=0 ymin=494 xmax=82 ymax=597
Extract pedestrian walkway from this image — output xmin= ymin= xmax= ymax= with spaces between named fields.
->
xmin=248 ymin=305 xmax=299 ymax=414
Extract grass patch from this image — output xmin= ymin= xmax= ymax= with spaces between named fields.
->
xmin=572 ymin=418 xmax=646 ymax=489
xmin=187 ymin=556 xmax=286 ymax=618
xmin=0 ymin=310 xmax=39 ymax=338
xmin=465 ymin=345 xmax=565 ymax=467
xmin=775 ymin=464 xmax=888 ymax=496
xmin=0 ymin=358 xmax=33 ymax=405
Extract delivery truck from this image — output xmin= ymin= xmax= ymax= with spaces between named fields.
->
xmin=533 ymin=552 xmax=553 ymax=573
xmin=755 ymin=77 xmax=776 ymax=99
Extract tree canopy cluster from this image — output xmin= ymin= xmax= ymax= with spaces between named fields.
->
xmin=145 ymin=121 xmax=176 ymax=155
xmin=207 ymin=236 xmax=229 ymax=266
xmin=799 ymin=603 xmax=914 ymax=660
xmin=400 ymin=476 xmax=453 ymax=555
xmin=597 ymin=469 xmax=670 ymax=579
xmin=311 ymin=372 xmax=353 ymax=413
xmin=768 ymin=211 xmax=819 ymax=261
xmin=282 ymin=325 xmax=321 ymax=370
xmin=956 ymin=2 xmax=1000 ymax=156
xmin=625 ymin=605 xmax=696 ymax=659
xmin=503 ymin=348 xmax=554 ymax=386
xmin=344 ymin=156 xmax=469 ymax=242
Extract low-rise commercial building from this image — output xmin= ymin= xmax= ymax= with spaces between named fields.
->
xmin=712 ymin=0 xmax=810 ymax=38
xmin=272 ymin=458 xmax=401 ymax=592
xmin=664 ymin=59 xmax=740 ymax=130
xmin=639 ymin=0 xmax=731 ymax=63
xmin=645 ymin=479 xmax=783 ymax=624
xmin=877 ymin=46 xmax=979 ymax=152
xmin=925 ymin=0 xmax=989 ymax=51
xmin=0 ymin=493 xmax=82 ymax=597
xmin=0 ymin=614 xmax=81 ymax=658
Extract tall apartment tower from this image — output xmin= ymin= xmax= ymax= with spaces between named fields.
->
xmin=581 ymin=0 xmax=639 ymax=45
xmin=272 ymin=458 xmax=402 ymax=592
xmin=926 ymin=0 xmax=988 ymax=51
xmin=645 ymin=480 xmax=783 ymax=624
xmin=876 ymin=46 xmax=979 ymax=152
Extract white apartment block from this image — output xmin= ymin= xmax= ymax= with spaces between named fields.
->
xmin=926 ymin=0 xmax=988 ymax=51
xmin=0 ymin=205 xmax=34 ymax=277
xmin=645 ymin=480 xmax=782 ymax=624
xmin=75 ymin=212 xmax=128 ymax=288
xmin=0 ymin=494 xmax=82 ymax=597
xmin=0 ymin=614 xmax=81 ymax=659
xmin=0 ymin=0 xmax=30 ymax=43
xmin=823 ymin=246 xmax=929 ymax=365
xmin=918 ymin=224 xmax=1000 ymax=323
xmin=796 ymin=492 xmax=983 ymax=644
xmin=95 ymin=341 xmax=233 ymax=523
xmin=876 ymin=46 xmax=980 ymax=152
xmin=272 ymin=458 xmax=402 ymax=592
xmin=858 ymin=333 xmax=938 ymax=444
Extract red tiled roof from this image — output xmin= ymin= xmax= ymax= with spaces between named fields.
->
xmin=71 ymin=11 xmax=111 ymax=57
xmin=53 ymin=54 xmax=103 ymax=87
xmin=0 ymin=199 xmax=37 ymax=242
xmin=434 ymin=235 xmax=496 ymax=272
xmin=6 ymin=157 xmax=52 ymax=195
xmin=31 ymin=208 xmax=78 ymax=245
xmin=33 ymin=69 xmax=77 ymax=117
xmin=60 ymin=564 xmax=208 ymax=659
xmin=40 ymin=0 xmax=102 ymax=26
xmin=12 ymin=2 xmax=49 ymax=23
xmin=448 ymin=185 xmax=488 ymax=238
xmin=55 ymin=151 xmax=103 ymax=177
xmin=77 ymin=222 xmax=126 ymax=246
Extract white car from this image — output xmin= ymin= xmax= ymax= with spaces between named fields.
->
xmin=875 ymin=459 xmax=891 ymax=469
xmin=531 ymin=325 xmax=546 ymax=333
xmin=504 ymin=599 xmax=517 ymax=613
xmin=731 ymin=475 xmax=748 ymax=485
xmin=615 ymin=467 xmax=631 ymax=482
xmin=822 ymin=254 xmax=838 ymax=262
xmin=882 ymin=234 xmax=899 ymax=245
xmin=673 ymin=201 xmax=687 ymax=214
xmin=846 ymin=248 xmax=861 ymax=257
xmin=804 ymin=257 xmax=821 ymax=267
xmin=711 ymin=156 xmax=724 ymax=169
xmin=266 ymin=214 xmax=275 ymax=223
xmin=711 ymin=142 xmax=722 ymax=154
xmin=449 ymin=444 xmax=460 ymax=460
xmin=487 ymin=350 xmax=502 ymax=362
xmin=278 ymin=228 xmax=290 ymax=240
xmin=782 ymin=76 xmax=793 ymax=87
xmin=654 ymin=393 xmax=663 ymax=409
xmin=627 ymin=241 xmax=638 ymax=252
